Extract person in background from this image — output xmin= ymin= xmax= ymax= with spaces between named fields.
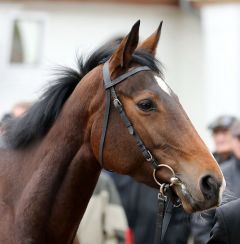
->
xmin=10 ymin=101 xmax=32 ymax=118
xmin=230 ymin=119 xmax=240 ymax=160
xmin=0 ymin=113 xmax=12 ymax=135
xmin=220 ymin=119 xmax=240 ymax=197
xmin=208 ymin=115 xmax=236 ymax=164
xmin=0 ymin=101 xmax=32 ymax=145
xmin=207 ymin=197 xmax=240 ymax=244
xmin=77 ymin=172 xmax=130 ymax=244
xmin=0 ymin=101 xmax=32 ymax=127
xmin=207 ymin=120 xmax=240 ymax=244
xmin=192 ymin=118 xmax=240 ymax=244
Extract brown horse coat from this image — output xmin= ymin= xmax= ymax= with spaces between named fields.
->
xmin=0 ymin=21 xmax=224 ymax=243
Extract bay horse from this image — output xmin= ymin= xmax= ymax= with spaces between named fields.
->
xmin=0 ymin=21 xmax=225 ymax=244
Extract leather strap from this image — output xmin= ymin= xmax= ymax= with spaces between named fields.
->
xmin=99 ymin=88 xmax=111 ymax=165
xmin=110 ymin=87 xmax=159 ymax=169
xmin=161 ymin=201 xmax=173 ymax=241
xmin=104 ymin=65 xmax=151 ymax=89
xmin=100 ymin=61 xmax=158 ymax=168
xmin=154 ymin=195 xmax=167 ymax=244
xmin=154 ymin=185 xmax=174 ymax=244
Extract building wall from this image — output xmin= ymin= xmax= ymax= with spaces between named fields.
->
xmin=201 ymin=4 xmax=240 ymax=122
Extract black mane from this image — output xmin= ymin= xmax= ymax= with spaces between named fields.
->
xmin=4 ymin=40 xmax=163 ymax=149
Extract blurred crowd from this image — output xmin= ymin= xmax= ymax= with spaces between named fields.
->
xmin=1 ymin=102 xmax=240 ymax=244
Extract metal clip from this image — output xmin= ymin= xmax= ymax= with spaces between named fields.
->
xmin=153 ymin=164 xmax=176 ymax=187
xmin=170 ymin=176 xmax=182 ymax=186
xmin=160 ymin=183 xmax=166 ymax=195
xmin=158 ymin=192 xmax=167 ymax=201
xmin=146 ymin=150 xmax=153 ymax=162
xmin=158 ymin=183 xmax=168 ymax=201
xmin=127 ymin=125 xmax=134 ymax=135
xmin=113 ymin=98 xmax=122 ymax=108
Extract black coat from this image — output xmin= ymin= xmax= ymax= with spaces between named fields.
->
xmin=110 ymin=173 xmax=158 ymax=244
xmin=207 ymin=198 xmax=240 ymax=244
xmin=110 ymin=173 xmax=190 ymax=244
xmin=191 ymin=157 xmax=240 ymax=244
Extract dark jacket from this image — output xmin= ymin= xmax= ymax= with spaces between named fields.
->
xmin=191 ymin=156 xmax=240 ymax=244
xmin=110 ymin=174 xmax=158 ymax=244
xmin=110 ymin=173 xmax=190 ymax=244
xmin=221 ymin=157 xmax=240 ymax=197
xmin=207 ymin=198 xmax=240 ymax=244
xmin=163 ymin=205 xmax=190 ymax=244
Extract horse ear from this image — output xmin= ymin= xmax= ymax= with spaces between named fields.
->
xmin=109 ymin=20 xmax=140 ymax=71
xmin=137 ymin=21 xmax=163 ymax=56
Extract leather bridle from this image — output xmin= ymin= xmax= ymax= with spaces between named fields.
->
xmin=99 ymin=61 xmax=182 ymax=243
xmin=99 ymin=61 xmax=159 ymax=168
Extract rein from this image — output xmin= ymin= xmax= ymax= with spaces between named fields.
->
xmin=100 ymin=61 xmax=182 ymax=243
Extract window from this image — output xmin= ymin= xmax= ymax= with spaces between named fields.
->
xmin=10 ymin=18 xmax=44 ymax=65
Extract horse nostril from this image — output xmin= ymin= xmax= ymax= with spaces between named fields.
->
xmin=200 ymin=175 xmax=220 ymax=200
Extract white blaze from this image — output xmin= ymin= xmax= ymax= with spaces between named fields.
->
xmin=155 ymin=76 xmax=171 ymax=96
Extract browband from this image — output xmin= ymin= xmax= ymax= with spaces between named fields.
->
xmin=103 ymin=64 xmax=151 ymax=89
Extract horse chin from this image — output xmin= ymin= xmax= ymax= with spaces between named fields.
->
xmin=173 ymin=184 xmax=208 ymax=213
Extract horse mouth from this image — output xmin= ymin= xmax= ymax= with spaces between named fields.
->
xmin=172 ymin=182 xmax=220 ymax=213
xmin=152 ymin=166 xmax=223 ymax=213
xmin=171 ymin=184 xmax=199 ymax=212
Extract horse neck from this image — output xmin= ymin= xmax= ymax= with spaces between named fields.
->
xmin=15 ymin=69 xmax=103 ymax=243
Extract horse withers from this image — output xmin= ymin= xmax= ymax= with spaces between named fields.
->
xmin=0 ymin=21 xmax=225 ymax=243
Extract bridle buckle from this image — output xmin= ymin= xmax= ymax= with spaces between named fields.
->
xmin=146 ymin=150 xmax=153 ymax=162
xmin=113 ymin=98 xmax=122 ymax=108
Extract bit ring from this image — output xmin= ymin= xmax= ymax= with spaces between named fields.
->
xmin=153 ymin=164 xmax=175 ymax=186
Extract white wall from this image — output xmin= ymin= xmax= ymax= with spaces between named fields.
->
xmin=0 ymin=2 xmax=221 ymax=147
xmin=201 ymin=4 xmax=240 ymax=120
xmin=200 ymin=4 xmax=240 ymax=148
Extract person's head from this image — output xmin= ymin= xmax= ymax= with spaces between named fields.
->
xmin=208 ymin=115 xmax=236 ymax=155
xmin=0 ymin=102 xmax=32 ymax=134
xmin=230 ymin=120 xmax=240 ymax=159
xmin=10 ymin=101 xmax=32 ymax=118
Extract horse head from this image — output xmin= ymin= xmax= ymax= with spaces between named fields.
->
xmin=90 ymin=21 xmax=225 ymax=213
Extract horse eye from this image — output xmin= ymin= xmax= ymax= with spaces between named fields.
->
xmin=137 ymin=99 xmax=156 ymax=112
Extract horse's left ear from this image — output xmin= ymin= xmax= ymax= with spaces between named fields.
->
xmin=137 ymin=21 xmax=163 ymax=56
xmin=109 ymin=20 xmax=140 ymax=72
